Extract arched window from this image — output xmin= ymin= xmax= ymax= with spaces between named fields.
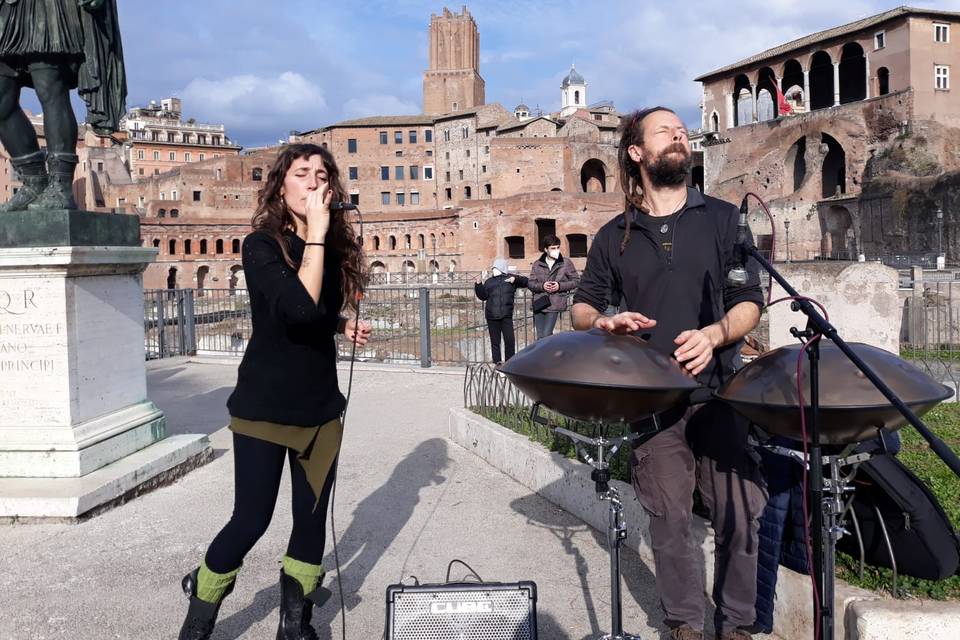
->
xmin=170 ymin=208 xmax=179 ymax=218
xmin=389 ymin=235 xmax=397 ymax=250
xmin=168 ymin=239 xmax=177 ymax=255
xmin=574 ymin=90 xmax=580 ymax=104
xmin=216 ymin=239 xmax=224 ymax=254
xmin=152 ymin=238 xmax=160 ymax=248
xmin=158 ymin=208 xmax=166 ymax=218
xmin=232 ymin=238 xmax=240 ymax=253
xmin=878 ymin=67 xmax=890 ymax=95
xmin=184 ymin=239 xmax=192 ymax=255
xmin=418 ymin=233 xmax=425 ymax=249
xmin=809 ymin=50 xmax=835 ymax=110
xmin=404 ymin=234 xmax=412 ymax=249
xmin=373 ymin=236 xmax=381 ymax=251
xmin=200 ymin=239 xmax=208 ymax=255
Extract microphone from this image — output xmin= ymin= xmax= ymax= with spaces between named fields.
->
xmin=330 ymin=201 xmax=358 ymax=211
xmin=726 ymin=196 xmax=749 ymax=286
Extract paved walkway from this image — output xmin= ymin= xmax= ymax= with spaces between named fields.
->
xmin=0 ymin=358 xmax=681 ymax=640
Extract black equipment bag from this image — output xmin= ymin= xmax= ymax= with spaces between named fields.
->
xmin=837 ymin=453 xmax=960 ymax=580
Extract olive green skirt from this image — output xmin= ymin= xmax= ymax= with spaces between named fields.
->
xmin=229 ymin=416 xmax=342 ymax=508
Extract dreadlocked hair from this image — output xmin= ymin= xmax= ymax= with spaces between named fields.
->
xmin=616 ymin=106 xmax=676 ymax=254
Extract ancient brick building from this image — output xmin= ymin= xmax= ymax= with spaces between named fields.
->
xmin=697 ymin=6 xmax=960 ymax=262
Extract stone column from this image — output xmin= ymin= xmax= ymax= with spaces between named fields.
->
xmin=776 ymin=76 xmax=784 ymax=115
xmin=726 ymin=92 xmax=735 ymax=128
xmin=751 ymin=84 xmax=758 ymax=122
xmin=833 ymin=62 xmax=841 ymax=106
xmin=803 ymin=69 xmax=811 ymax=111
xmin=864 ymin=53 xmax=871 ymax=99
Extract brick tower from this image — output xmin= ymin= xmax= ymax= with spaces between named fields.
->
xmin=422 ymin=6 xmax=485 ymax=114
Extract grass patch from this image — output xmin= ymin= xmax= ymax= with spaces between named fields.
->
xmin=473 ymin=402 xmax=960 ymax=600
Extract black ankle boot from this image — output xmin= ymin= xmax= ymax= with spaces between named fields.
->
xmin=0 ymin=150 xmax=48 ymax=212
xmin=276 ymin=569 xmax=332 ymax=640
xmin=29 ymin=152 xmax=78 ymax=210
xmin=178 ymin=567 xmax=234 ymax=640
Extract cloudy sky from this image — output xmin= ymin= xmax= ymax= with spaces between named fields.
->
xmin=21 ymin=0 xmax=960 ymax=147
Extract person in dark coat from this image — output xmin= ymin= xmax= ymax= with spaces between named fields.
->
xmin=474 ymin=257 xmax=528 ymax=364
xmin=528 ymin=234 xmax=580 ymax=339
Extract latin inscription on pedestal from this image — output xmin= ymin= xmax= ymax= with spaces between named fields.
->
xmin=0 ymin=283 xmax=67 ymax=425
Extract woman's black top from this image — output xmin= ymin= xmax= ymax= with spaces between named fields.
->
xmin=226 ymin=230 xmax=345 ymax=427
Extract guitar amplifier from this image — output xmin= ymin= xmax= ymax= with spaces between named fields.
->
xmin=385 ymin=580 xmax=538 ymax=640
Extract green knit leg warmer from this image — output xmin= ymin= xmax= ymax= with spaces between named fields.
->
xmin=283 ymin=555 xmax=325 ymax=595
xmin=196 ymin=560 xmax=240 ymax=604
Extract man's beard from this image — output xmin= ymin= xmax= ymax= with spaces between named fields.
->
xmin=643 ymin=144 xmax=692 ymax=187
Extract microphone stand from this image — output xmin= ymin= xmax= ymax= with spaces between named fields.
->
xmin=741 ymin=242 xmax=960 ymax=640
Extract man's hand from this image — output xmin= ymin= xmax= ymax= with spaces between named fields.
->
xmin=544 ymin=281 xmax=560 ymax=293
xmin=673 ymin=327 xmax=721 ymax=376
xmin=593 ymin=311 xmax=656 ymax=335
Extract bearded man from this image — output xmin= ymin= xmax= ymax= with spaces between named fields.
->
xmin=571 ymin=107 xmax=767 ymax=640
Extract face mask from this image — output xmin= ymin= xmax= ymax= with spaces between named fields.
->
xmin=548 ymin=249 xmax=560 ymax=260
xmin=491 ymin=268 xmax=502 ymax=276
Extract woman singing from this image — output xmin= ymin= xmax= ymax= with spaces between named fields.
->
xmin=177 ymin=144 xmax=370 ymax=640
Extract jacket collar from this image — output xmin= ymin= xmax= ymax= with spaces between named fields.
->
xmin=617 ymin=187 xmax=705 ymax=229
xmin=536 ymin=252 xmax=564 ymax=266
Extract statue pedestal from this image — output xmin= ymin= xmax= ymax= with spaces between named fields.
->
xmin=0 ymin=211 xmax=210 ymax=519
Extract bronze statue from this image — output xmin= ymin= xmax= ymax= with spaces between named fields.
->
xmin=0 ymin=0 xmax=126 ymax=212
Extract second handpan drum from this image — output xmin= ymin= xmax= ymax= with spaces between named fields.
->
xmin=715 ymin=342 xmax=953 ymax=445
xmin=500 ymin=329 xmax=700 ymax=423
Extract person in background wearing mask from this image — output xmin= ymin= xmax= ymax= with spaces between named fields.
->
xmin=474 ymin=258 xmax=529 ymax=365
xmin=528 ymin=234 xmax=580 ymax=339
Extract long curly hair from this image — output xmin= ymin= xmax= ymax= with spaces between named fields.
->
xmin=616 ymin=106 xmax=675 ymax=254
xmin=251 ymin=143 xmax=366 ymax=311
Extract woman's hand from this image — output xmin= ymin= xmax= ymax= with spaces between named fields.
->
xmin=343 ymin=318 xmax=372 ymax=346
xmin=544 ymin=281 xmax=560 ymax=293
xmin=304 ymin=183 xmax=331 ymax=240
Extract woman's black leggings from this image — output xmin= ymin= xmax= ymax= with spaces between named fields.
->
xmin=204 ymin=432 xmax=337 ymax=573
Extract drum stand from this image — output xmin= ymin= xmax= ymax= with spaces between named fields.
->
xmin=532 ymin=404 xmax=644 ymax=640
xmin=759 ymin=441 xmax=875 ymax=637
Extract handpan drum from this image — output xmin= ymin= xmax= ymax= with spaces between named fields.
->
xmin=715 ymin=342 xmax=952 ymax=445
xmin=499 ymin=329 xmax=700 ymax=422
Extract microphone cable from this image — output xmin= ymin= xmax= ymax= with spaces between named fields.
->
xmin=328 ymin=207 xmax=365 ymax=640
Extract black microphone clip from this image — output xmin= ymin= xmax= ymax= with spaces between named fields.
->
xmin=329 ymin=201 xmax=358 ymax=211
xmin=726 ymin=196 xmax=750 ymax=286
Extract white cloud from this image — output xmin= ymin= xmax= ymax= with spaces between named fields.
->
xmin=342 ymin=94 xmax=421 ymax=119
xmin=176 ymin=72 xmax=328 ymax=129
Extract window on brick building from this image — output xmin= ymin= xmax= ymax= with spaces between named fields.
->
xmin=169 ymin=239 xmax=176 ymax=254
xmin=198 ymin=134 xmax=207 ymax=144
xmin=138 ymin=168 xmax=144 ymax=175
xmin=252 ymin=167 xmax=263 ymax=181
xmin=199 ymin=153 xmax=205 ymax=161
xmin=874 ymin=31 xmax=885 ymax=49
xmin=425 ymin=129 xmax=433 ymax=142
xmin=464 ymin=186 xmax=472 ymax=199
xmin=167 ymin=132 xmax=175 ymax=142
xmin=381 ymin=191 xmax=390 ymax=205
xmin=482 ymin=165 xmax=487 ymax=173
xmin=184 ymin=239 xmax=192 ymax=254
xmin=484 ymin=146 xmax=489 ymax=154
xmin=349 ymin=193 xmax=360 ymax=205
xmin=444 ymin=129 xmax=450 ymax=142
xmin=154 ymin=169 xmax=160 ymax=175
xmin=466 ymin=149 xmax=471 ymax=158
xmin=395 ymin=166 xmax=404 ymax=180
xmin=505 ymin=236 xmax=525 ymax=259
xmin=458 ymin=169 xmax=463 ymax=180
xmin=426 ymin=150 xmax=433 ymax=156
xmin=348 ymin=166 xmax=358 ymax=180
xmin=169 ymin=151 xmax=176 ymax=161
xmin=404 ymin=234 xmax=411 ymax=249
xmin=158 ymin=208 xmax=166 ymax=217
xmin=410 ymin=165 xmax=419 ymax=180
xmin=424 ymin=166 xmax=433 ymax=180
xmin=935 ymin=23 xmax=950 ymax=43
xmin=160 ymin=192 xmax=166 ymax=200
xmin=936 ymin=65 xmax=950 ymax=90
xmin=216 ymin=239 xmax=224 ymax=254
xmin=397 ymin=192 xmax=406 ymax=206
xmin=567 ymin=234 xmax=588 ymax=258
xmin=348 ymin=138 xmax=357 ymax=153
xmin=394 ymin=131 xmax=403 ymax=144
xmin=232 ymin=239 xmax=240 ymax=253
xmin=153 ymin=238 xmax=160 ymax=248
xmin=184 ymin=152 xmax=191 ymax=162
xmin=153 ymin=151 xmax=160 ymax=161
xmin=193 ymin=191 xmax=201 ymax=201
xmin=484 ymin=183 xmax=491 ymax=196
xmin=172 ymin=190 xmax=178 ymax=200
xmin=446 ymin=171 xmax=451 ymax=182
xmin=445 ymin=151 xmax=450 ymax=160
xmin=411 ymin=192 xmax=420 ymax=205
xmin=445 ymin=188 xmax=452 ymax=200
xmin=200 ymin=239 xmax=208 ymax=255
xmin=409 ymin=130 xmax=417 ymax=143
xmin=462 ymin=126 xmax=469 ymax=138
xmin=212 ymin=135 xmax=221 ymax=145
xmin=381 ymin=166 xmax=389 ymax=180
xmin=137 ymin=150 xmax=144 ymax=160
xmin=380 ymin=132 xmax=388 ymax=144
xmin=170 ymin=209 xmax=179 ymax=218
xmin=389 ymin=235 xmax=397 ymax=250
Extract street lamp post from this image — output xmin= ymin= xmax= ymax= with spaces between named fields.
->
xmin=937 ymin=206 xmax=944 ymax=270
xmin=784 ymin=219 xmax=791 ymax=263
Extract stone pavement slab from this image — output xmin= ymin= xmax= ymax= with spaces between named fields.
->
xmin=0 ymin=359 xmax=670 ymax=640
